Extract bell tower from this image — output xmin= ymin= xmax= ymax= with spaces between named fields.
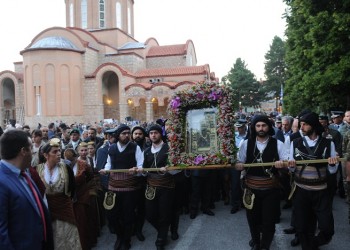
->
xmin=65 ymin=0 xmax=134 ymax=36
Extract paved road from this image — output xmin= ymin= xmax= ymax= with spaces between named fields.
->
xmin=93 ymin=196 xmax=349 ymax=250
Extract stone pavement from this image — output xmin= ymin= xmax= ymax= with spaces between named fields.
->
xmin=93 ymin=196 xmax=349 ymax=250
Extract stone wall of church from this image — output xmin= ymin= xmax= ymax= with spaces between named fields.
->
xmin=84 ymin=48 xmax=99 ymax=75
xmin=14 ymin=62 xmax=23 ymax=74
xmin=82 ymin=78 xmax=104 ymax=124
xmin=25 ymin=115 xmax=85 ymax=128
xmin=146 ymin=55 xmax=186 ymax=69
xmin=100 ymin=54 xmax=145 ymax=74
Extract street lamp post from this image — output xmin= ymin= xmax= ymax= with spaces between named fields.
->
xmin=275 ymin=96 xmax=280 ymax=110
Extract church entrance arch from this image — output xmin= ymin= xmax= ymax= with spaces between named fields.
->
xmin=151 ymin=97 xmax=159 ymax=120
xmin=127 ymin=98 xmax=135 ymax=122
xmin=158 ymin=97 xmax=170 ymax=119
xmin=102 ymin=71 xmax=119 ymax=120
xmin=2 ymin=78 xmax=16 ymax=124
xmin=138 ymin=98 xmax=146 ymax=122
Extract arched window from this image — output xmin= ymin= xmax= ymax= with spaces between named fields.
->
xmin=81 ymin=0 xmax=87 ymax=29
xmin=99 ymin=0 xmax=105 ymax=28
xmin=127 ymin=4 xmax=131 ymax=34
xmin=35 ymin=87 xmax=41 ymax=116
xmin=69 ymin=3 xmax=74 ymax=27
xmin=116 ymin=2 xmax=122 ymax=29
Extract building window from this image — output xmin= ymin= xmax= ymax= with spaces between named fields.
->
xmin=35 ymin=86 xmax=41 ymax=116
xmin=81 ymin=0 xmax=87 ymax=29
xmin=127 ymin=2 xmax=131 ymax=34
xmin=116 ymin=2 xmax=122 ymax=29
xmin=70 ymin=3 xmax=74 ymax=27
xmin=99 ymin=0 xmax=105 ymax=28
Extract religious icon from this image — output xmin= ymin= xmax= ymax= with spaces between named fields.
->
xmin=186 ymin=108 xmax=218 ymax=154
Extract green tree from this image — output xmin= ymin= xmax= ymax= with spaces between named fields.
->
xmin=222 ymin=58 xmax=263 ymax=110
xmin=283 ymin=0 xmax=350 ymax=115
xmin=263 ymin=36 xmax=286 ymax=101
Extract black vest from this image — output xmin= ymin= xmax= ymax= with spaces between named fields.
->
xmin=246 ymin=137 xmax=279 ymax=176
xmin=292 ymin=136 xmax=330 ymax=174
xmin=108 ymin=142 xmax=137 ymax=170
xmin=143 ymin=143 xmax=169 ymax=169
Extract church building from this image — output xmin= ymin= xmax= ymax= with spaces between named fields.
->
xmin=0 ymin=0 xmax=216 ymax=127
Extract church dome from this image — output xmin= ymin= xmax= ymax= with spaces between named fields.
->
xmin=30 ymin=36 xmax=79 ymax=50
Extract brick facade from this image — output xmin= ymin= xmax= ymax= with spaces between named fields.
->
xmin=0 ymin=0 xmax=215 ymax=127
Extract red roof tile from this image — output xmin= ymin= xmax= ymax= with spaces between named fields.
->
xmin=136 ymin=65 xmax=208 ymax=78
xmin=147 ymin=44 xmax=186 ymax=57
xmin=125 ymin=81 xmax=196 ymax=91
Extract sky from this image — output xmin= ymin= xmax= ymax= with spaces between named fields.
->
xmin=0 ymin=0 xmax=287 ymax=80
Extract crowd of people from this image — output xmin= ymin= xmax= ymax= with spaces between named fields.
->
xmin=0 ymin=110 xmax=349 ymax=250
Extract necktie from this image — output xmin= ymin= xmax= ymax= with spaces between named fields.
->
xmin=21 ymin=171 xmax=47 ymax=241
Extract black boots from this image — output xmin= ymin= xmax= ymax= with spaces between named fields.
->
xmin=155 ymin=238 xmax=166 ymax=250
xmin=170 ymin=230 xmax=179 ymax=241
xmin=170 ymin=213 xmax=180 ymax=240
xmin=135 ymin=230 xmax=145 ymax=241
xmin=290 ymin=234 xmax=300 ymax=247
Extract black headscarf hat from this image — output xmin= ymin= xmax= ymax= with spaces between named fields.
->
xmin=300 ymin=112 xmax=324 ymax=135
xmin=147 ymin=124 xmax=163 ymax=136
xmin=250 ymin=115 xmax=275 ymax=138
xmin=115 ymin=124 xmax=130 ymax=138
xmin=131 ymin=126 xmax=147 ymax=136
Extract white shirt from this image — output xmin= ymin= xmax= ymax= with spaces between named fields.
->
xmin=238 ymin=137 xmax=288 ymax=163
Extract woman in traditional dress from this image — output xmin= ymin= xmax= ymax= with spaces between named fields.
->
xmin=87 ymin=141 xmax=105 ymax=228
xmin=31 ymin=129 xmax=46 ymax=167
xmin=87 ymin=141 xmax=97 ymax=168
xmin=76 ymin=142 xmax=100 ymax=248
xmin=78 ymin=142 xmax=94 ymax=167
xmin=64 ymin=147 xmax=94 ymax=249
xmin=36 ymin=139 xmax=82 ymax=250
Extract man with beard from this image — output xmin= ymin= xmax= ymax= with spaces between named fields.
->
xmin=141 ymin=124 xmax=175 ymax=250
xmin=131 ymin=125 xmax=149 ymax=241
xmin=235 ymin=115 xmax=288 ymax=250
xmin=283 ymin=110 xmax=311 ymax=246
xmin=131 ymin=126 xmax=149 ymax=151
xmin=0 ymin=130 xmax=54 ymax=250
xmin=100 ymin=124 xmax=143 ymax=250
xmin=287 ymin=112 xmax=338 ymax=250
xmin=40 ymin=126 xmax=49 ymax=143
xmin=84 ymin=127 xmax=104 ymax=151
xmin=319 ymin=115 xmax=343 ymax=198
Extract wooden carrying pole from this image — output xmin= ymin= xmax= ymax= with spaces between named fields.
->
xmin=105 ymin=157 xmax=345 ymax=173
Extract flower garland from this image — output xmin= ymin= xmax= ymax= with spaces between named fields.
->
xmin=167 ymin=81 xmax=236 ymax=166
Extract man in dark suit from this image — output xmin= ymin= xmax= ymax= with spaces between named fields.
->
xmin=84 ymin=126 xmax=104 ymax=151
xmin=0 ymin=130 xmax=54 ymax=250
